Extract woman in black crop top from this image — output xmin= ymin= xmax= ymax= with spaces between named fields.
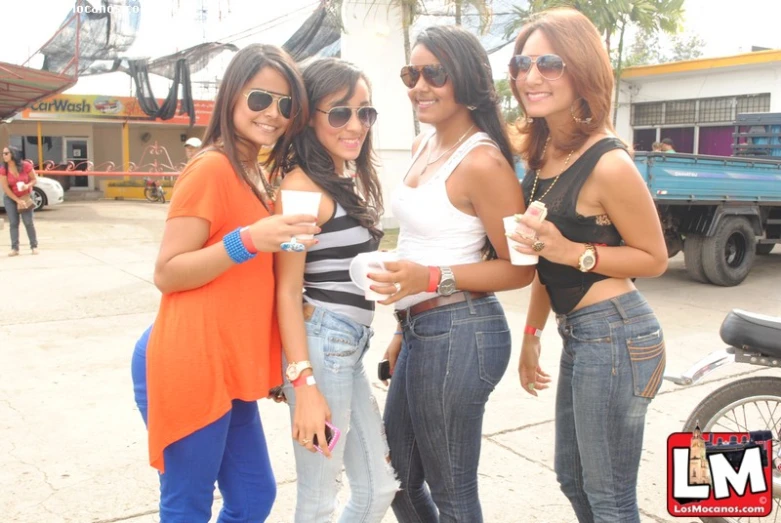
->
xmin=506 ymin=9 xmax=668 ymax=523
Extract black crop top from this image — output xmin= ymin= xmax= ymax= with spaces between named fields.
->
xmin=521 ymin=137 xmax=627 ymax=314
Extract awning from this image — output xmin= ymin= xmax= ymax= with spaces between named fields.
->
xmin=0 ymin=62 xmax=76 ymax=120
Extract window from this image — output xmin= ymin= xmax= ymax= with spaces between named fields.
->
xmin=736 ymin=93 xmax=771 ymax=114
xmin=632 ymin=102 xmax=664 ymax=126
xmin=665 ymin=99 xmax=696 ymax=124
xmin=698 ymin=97 xmax=734 ymax=123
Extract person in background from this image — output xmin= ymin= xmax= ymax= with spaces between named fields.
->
xmin=0 ymin=146 xmax=39 ymax=256
xmin=130 ymin=44 xmax=319 ymax=523
xmin=651 ymin=142 xmax=662 ymax=152
xmin=508 ymin=8 xmax=668 ymax=522
xmin=184 ymin=137 xmax=202 ymax=161
xmin=275 ymin=57 xmax=398 ymax=523
xmin=661 ymin=138 xmax=676 ymax=152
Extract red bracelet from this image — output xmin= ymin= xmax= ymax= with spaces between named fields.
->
xmin=427 ymin=266 xmax=441 ymax=293
xmin=239 ymin=227 xmax=258 ymax=254
xmin=524 ymin=325 xmax=543 ymax=337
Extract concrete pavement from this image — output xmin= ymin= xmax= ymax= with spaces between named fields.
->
xmin=1 ymin=201 xmax=779 ymax=523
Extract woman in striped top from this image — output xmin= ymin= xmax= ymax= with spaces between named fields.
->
xmin=275 ymin=58 xmax=399 ymax=522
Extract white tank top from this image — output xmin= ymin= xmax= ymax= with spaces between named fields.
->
xmin=391 ymin=131 xmax=498 ymax=310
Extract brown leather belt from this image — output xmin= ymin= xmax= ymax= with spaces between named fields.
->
xmin=393 ymin=291 xmax=492 ymax=324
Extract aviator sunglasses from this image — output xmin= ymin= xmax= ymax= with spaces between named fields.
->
xmin=509 ymin=54 xmax=567 ymax=81
xmin=315 ymin=106 xmax=378 ymax=129
xmin=399 ymin=64 xmax=449 ymax=89
xmin=244 ymin=89 xmax=294 ymax=119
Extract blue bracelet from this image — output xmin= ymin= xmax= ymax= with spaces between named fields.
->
xmin=394 ymin=331 xmax=403 ymax=336
xmin=223 ymin=227 xmax=257 ymax=264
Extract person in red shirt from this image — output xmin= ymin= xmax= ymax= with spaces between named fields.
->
xmin=0 ymin=146 xmax=39 ymax=256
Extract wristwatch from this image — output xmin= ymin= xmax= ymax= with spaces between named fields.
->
xmin=285 ymin=360 xmax=313 ymax=382
xmin=437 ymin=266 xmax=457 ymax=296
xmin=578 ymin=244 xmax=598 ymax=273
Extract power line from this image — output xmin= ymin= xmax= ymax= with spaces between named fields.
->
xmin=215 ymin=2 xmax=319 ymax=45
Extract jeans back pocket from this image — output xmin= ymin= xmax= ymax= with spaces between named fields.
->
xmin=626 ymin=328 xmax=666 ymax=399
xmin=476 ymin=329 xmax=511 ymax=387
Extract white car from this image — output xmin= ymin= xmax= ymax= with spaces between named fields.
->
xmin=0 ymin=177 xmax=64 ymax=211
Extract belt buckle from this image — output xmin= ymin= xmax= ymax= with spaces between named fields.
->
xmin=393 ymin=310 xmax=406 ymax=324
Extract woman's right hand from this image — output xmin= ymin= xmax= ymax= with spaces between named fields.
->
xmin=292 ymin=384 xmax=332 ymax=457
xmin=519 ymin=336 xmax=551 ymax=397
xmin=248 ymin=214 xmax=320 ymax=253
xmin=382 ymin=334 xmax=403 ymax=386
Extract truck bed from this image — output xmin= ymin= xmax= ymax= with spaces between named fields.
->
xmin=635 ymin=152 xmax=781 ymax=203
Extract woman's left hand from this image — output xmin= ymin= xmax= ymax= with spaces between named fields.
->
xmin=366 ymin=259 xmax=429 ymax=306
xmin=510 ymin=214 xmax=578 ymax=266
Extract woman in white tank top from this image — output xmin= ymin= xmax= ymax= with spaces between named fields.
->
xmin=367 ymin=25 xmax=536 ymax=523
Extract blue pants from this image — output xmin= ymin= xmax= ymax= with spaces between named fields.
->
xmin=131 ymin=326 xmax=276 ymax=522
xmin=554 ymin=291 xmax=665 ymax=523
xmin=385 ymin=294 xmax=511 ymax=523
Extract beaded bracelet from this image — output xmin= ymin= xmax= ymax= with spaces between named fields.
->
xmin=223 ymin=227 xmax=257 ymax=264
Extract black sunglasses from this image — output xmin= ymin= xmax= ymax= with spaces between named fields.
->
xmin=509 ymin=54 xmax=566 ymax=81
xmin=399 ymin=64 xmax=448 ymax=89
xmin=244 ymin=89 xmax=293 ymax=119
xmin=316 ymin=106 xmax=378 ymax=129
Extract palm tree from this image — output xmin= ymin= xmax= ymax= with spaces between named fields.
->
xmin=505 ymin=0 xmax=685 ymax=124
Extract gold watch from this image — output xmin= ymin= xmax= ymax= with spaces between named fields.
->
xmin=577 ymin=244 xmax=598 ymax=273
xmin=285 ymin=360 xmax=313 ymax=381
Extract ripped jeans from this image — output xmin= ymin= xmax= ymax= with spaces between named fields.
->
xmin=554 ymin=291 xmax=665 ymax=523
xmin=282 ymin=305 xmax=398 ymax=523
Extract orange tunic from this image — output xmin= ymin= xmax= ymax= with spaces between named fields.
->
xmin=146 ymin=151 xmax=281 ymax=472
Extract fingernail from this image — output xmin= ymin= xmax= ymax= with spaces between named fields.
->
xmin=505 ymin=232 xmax=513 ymax=238
xmin=514 ymin=214 xmax=523 ymax=220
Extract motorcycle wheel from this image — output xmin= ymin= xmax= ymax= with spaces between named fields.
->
xmin=144 ymin=187 xmax=157 ymax=202
xmin=683 ymin=376 xmax=781 ymax=523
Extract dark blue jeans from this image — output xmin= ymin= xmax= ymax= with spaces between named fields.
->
xmin=385 ymin=293 xmax=511 ymax=523
xmin=3 ymin=195 xmax=37 ymax=250
xmin=555 ymin=291 xmax=665 ymax=523
xmin=131 ymin=326 xmax=276 ymax=523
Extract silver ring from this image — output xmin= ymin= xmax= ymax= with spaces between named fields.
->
xmin=393 ymin=282 xmax=402 ymax=293
xmin=281 ymin=237 xmax=305 ymax=253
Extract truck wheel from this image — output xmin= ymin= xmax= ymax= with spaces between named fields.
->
xmin=683 ymin=235 xmax=709 ymax=283
xmin=702 ymin=217 xmax=756 ymax=286
xmin=756 ymin=243 xmax=775 ymax=255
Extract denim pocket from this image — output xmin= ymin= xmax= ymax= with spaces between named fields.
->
xmin=626 ymin=327 xmax=666 ymax=399
xmin=567 ymin=318 xmax=612 ymax=344
xmin=476 ymin=329 xmax=511 ymax=386
xmin=322 ymin=334 xmax=361 ymax=373
xmin=409 ymin=309 xmax=451 ymax=341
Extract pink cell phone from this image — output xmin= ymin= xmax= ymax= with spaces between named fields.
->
xmin=516 ymin=201 xmax=548 ymax=238
xmin=314 ymin=420 xmax=341 ymax=454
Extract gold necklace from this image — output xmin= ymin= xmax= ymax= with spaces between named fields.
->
xmin=421 ymin=124 xmax=475 ymax=175
xmin=528 ymin=137 xmax=575 ymax=202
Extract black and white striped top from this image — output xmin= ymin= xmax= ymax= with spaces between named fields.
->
xmin=303 ymin=202 xmax=380 ymax=326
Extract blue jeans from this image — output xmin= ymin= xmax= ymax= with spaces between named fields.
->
xmin=131 ymin=326 xmax=276 ymax=522
xmin=3 ymin=195 xmax=37 ymax=250
xmin=385 ymin=293 xmax=511 ymax=523
xmin=282 ymin=306 xmax=398 ymax=523
xmin=554 ymin=291 xmax=665 ymax=523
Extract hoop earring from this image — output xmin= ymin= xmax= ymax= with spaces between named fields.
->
xmin=571 ymin=98 xmax=593 ymax=124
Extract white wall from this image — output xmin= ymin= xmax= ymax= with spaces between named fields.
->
xmin=617 ymin=62 xmax=781 ymax=140
xmin=340 ymin=2 xmax=416 ymax=228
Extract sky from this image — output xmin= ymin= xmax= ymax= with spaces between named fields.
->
xmin=3 ymin=0 xmax=781 ymax=99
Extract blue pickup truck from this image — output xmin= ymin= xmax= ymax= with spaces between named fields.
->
xmin=635 ymin=151 xmax=781 ymax=286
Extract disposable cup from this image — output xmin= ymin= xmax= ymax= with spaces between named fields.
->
xmin=349 ymin=251 xmax=399 ymax=301
xmin=503 ymin=216 xmax=539 ymax=266
xmin=281 ymin=190 xmax=321 ymax=240
xmin=16 ymin=181 xmax=25 ymax=192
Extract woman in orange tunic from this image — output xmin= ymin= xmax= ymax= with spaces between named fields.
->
xmin=131 ymin=44 xmax=319 ymax=522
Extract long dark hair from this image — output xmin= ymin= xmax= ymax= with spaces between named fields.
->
xmin=201 ymin=44 xmax=308 ymax=208
xmin=415 ymin=25 xmax=515 ymax=167
xmin=291 ymin=58 xmax=383 ymax=240
xmin=2 ymin=146 xmax=24 ymax=172
xmin=510 ymin=8 xmax=617 ymax=171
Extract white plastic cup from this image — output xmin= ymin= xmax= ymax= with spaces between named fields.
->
xmin=281 ymin=190 xmax=322 ymax=240
xmin=503 ymin=216 xmax=539 ymax=266
xmin=349 ymin=251 xmax=399 ymax=301
xmin=16 ymin=181 xmax=25 ymax=192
